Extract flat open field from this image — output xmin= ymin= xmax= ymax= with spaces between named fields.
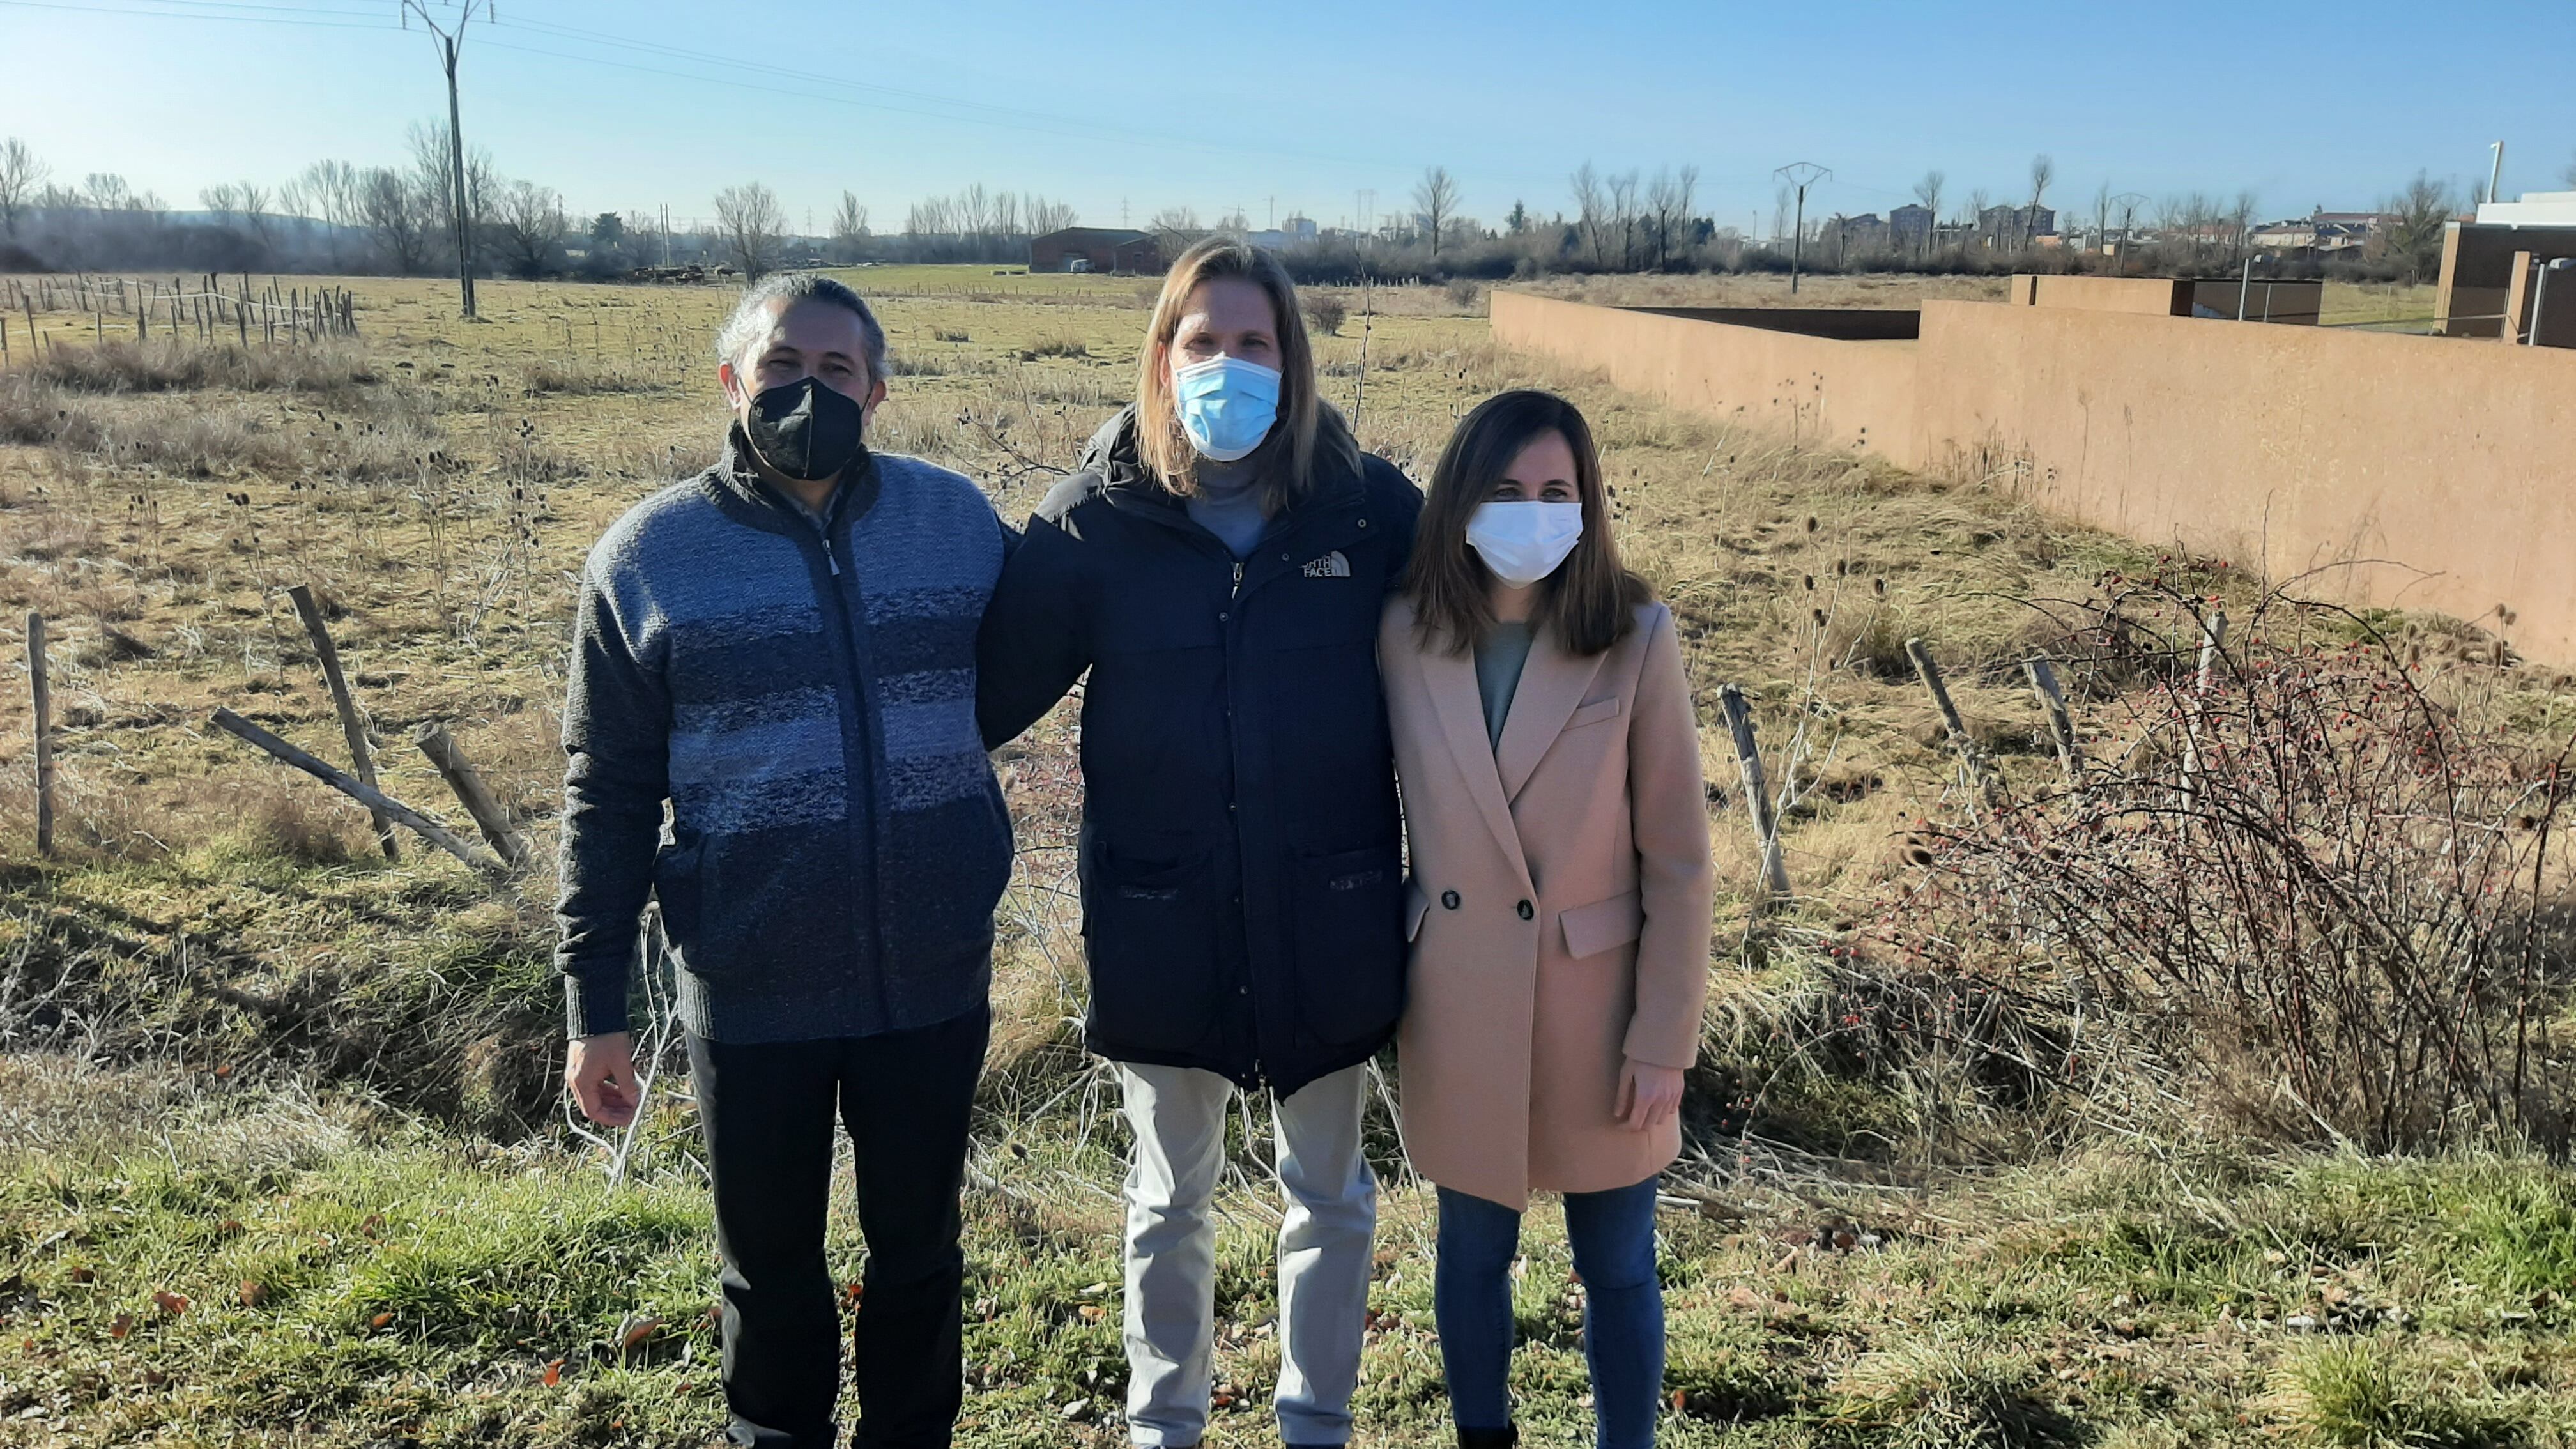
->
xmin=3 ymin=265 xmax=2573 ymax=1446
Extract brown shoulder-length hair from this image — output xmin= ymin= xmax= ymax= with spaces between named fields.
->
xmin=1406 ymin=389 xmax=1652 ymax=658
xmin=1133 ymin=235 xmax=1359 ymax=513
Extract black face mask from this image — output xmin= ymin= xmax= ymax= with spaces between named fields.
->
xmin=742 ymin=376 xmax=867 ymax=484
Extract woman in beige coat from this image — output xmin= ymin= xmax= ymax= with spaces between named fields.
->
xmin=1381 ymin=390 xmax=1713 ymax=1449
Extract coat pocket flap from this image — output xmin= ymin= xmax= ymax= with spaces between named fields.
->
xmin=1560 ymin=890 xmax=1644 ymax=960
xmin=1406 ymin=882 xmax=1432 ymax=942
xmin=1567 ymin=696 xmax=1623 ymax=730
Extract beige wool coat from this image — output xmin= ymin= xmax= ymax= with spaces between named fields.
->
xmin=1381 ymin=596 xmax=1715 ymax=1211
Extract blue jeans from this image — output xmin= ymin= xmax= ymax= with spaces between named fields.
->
xmin=1434 ymin=1178 xmax=1664 ymax=1448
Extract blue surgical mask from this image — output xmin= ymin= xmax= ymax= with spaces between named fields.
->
xmin=1172 ymin=355 xmax=1282 ymax=463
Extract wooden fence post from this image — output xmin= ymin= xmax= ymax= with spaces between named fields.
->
xmin=287 ymin=585 xmax=398 ymax=861
xmin=27 ymin=613 xmax=53 ymax=857
xmin=1717 ymin=684 xmax=1793 ymax=900
xmin=208 ymin=709 xmax=505 ymax=878
xmin=2021 ymin=655 xmax=2083 ymax=786
xmin=411 ymin=722 xmax=529 ymax=868
xmin=1907 ymin=638 xmax=2001 ymax=804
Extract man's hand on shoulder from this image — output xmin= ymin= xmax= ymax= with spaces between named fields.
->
xmin=565 ymin=1032 xmax=639 ymax=1126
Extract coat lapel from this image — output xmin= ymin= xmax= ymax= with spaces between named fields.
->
xmin=1494 ymin=630 xmax=1608 ymax=804
xmin=1417 ymin=640 xmax=1531 ymax=884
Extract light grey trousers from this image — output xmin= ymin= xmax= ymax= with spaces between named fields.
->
xmin=1117 ymin=1061 xmax=1377 ymax=1448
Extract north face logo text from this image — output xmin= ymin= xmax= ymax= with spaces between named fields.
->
xmin=1301 ymin=551 xmax=1352 ymax=579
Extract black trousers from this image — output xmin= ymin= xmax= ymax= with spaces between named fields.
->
xmin=689 ymin=1005 xmax=989 ymax=1449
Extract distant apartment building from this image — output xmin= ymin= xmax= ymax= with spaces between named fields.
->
xmin=1831 ymin=213 xmax=1891 ymax=256
xmin=1975 ymin=204 xmax=2057 ymax=247
xmin=1246 ymin=215 xmax=1321 ymax=252
xmin=1889 ymin=203 xmax=1935 ymax=249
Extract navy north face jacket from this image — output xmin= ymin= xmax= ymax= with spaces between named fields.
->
xmin=555 ymin=431 xmax=1014 ymax=1044
xmin=976 ymin=408 xmax=1422 ymax=1094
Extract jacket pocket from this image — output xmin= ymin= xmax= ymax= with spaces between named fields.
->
xmin=1567 ymin=696 xmax=1623 ymax=731
xmin=1082 ymin=839 xmax=1222 ymax=1054
xmin=1292 ymin=843 xmax=1406 ymax=1046
xmin=1560 ymin=889 xmax=1644 ymax=960
xmin=651 ymin=834 xmax=706 ymax=964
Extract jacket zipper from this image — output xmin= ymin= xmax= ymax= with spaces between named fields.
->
xmin=1231 ymin=560 xmax=1244 ymax=598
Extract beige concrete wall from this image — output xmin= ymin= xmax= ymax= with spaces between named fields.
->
xmin=1492 ymin=287 xmax=2576 ymax=664
xmin=2014 ymin=274 xmax=2191 ymax=314
xmin=1487 ymin=291 xmax=1922 ymax=465
xmin=1914 ymin=300 xmax=2576 ymax=663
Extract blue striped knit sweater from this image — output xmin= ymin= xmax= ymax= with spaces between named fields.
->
xmin=555 ymin=433 xmax=1014 ymax=1043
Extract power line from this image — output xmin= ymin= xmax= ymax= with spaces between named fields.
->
xmin=0 ymin=0 xmax=395 ymax=27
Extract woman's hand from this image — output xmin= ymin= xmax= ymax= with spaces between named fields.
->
xmin=1614 ymin=1058 xmax=1685 ymax=1131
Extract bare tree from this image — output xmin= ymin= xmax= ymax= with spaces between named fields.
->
xmin=490 ymin=178 xmax=565 ymax=277
xmin=1644 ymin=165 xmax=1698 ymax=270
xmin=359 ymin=167 xmax=429 ymax=273
xmin=83 ymin=173 xmax=134 ymax=211
xmin=285 ymin=159 xmax=363 ymax=266
xmin=0 ymin=137 xmax=44 ymax=237
xmin=1912 ymin=169 xmax=1945 ymax=256
xmin=2025 ymin=153 xmax=2054 ymax=249
xmin=200 ymin=182 xmax=241 ymax=226
xmin=2092 ymin=181 xmax=2111 ymax=251
xmin=2380 ymin=171 xmax=2457 ymax=284
xmin=714 ymin=181 xmax=788 ymax=279
xmin=1966 ymin=188 xmax=1991 ymax=246
xmin=1025 ymin=195 xmax=1078 ymax=234
xmin=1607 ymin=169 xmax=1641 ymax=267
xmin=2228 ymin=190 xmax=2258 ymax=260
xmin=408 ymin=120 xmax=491 ymax=281
xmin=1570 ymin=162 xmax=1607 ymax=266
xmin=1149 ymin=206 xmax=1202 ymax=249
xmin=1413 ymin=164 xmax=1461 ymax=260
xmin=831 ymin=190 xmax=870 ymax=263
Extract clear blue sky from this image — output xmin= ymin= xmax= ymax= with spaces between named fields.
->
xmin=4 ymin=0 xmax=2572 ymax=233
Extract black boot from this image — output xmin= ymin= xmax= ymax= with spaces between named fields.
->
xmin=1457 ymin=1428 xmax=1517 ymax=1449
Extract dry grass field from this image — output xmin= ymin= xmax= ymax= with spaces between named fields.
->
xmin=3 ymin=265 xmax=2573 ymax=1447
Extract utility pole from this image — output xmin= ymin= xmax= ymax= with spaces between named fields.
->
xmin=2111 ymin=191 xmax=2149 ymax=273
xmin=2488 ymin=141 xmax=2506 ymax=206
xmin=1773 ymin=162 xmax=1830 ymax=295
xmin=399 ymin=0 xmax=490 ymax=319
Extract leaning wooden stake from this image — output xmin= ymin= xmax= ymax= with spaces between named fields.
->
xmin=27 ymin=613 xmax=54 ymax=857
xmin=411 ymin=722 xmax=529 ymax=868
xmin=1907 ymin=638 xmax=2001 ymax=803
xmin=2021 ymin=655 xmax=2083 ymax=786
xmin=2182 ymin=612 xmax=2228 ymax=803
xmin=1716 ymin=684 xmax=1792 ymax=900
xmin=287 ymin=585 xmax=397 ymax=861
xmin=209 ymin=708 xmax=505 ymax=878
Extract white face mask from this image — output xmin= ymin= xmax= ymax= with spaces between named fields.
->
xmin=1465 ymin=500 xmax=1584 ymax=587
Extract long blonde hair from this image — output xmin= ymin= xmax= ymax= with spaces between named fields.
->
xmin=1133 ymin=236 xmax=1358 ymax=513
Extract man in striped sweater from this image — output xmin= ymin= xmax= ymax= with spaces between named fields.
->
xmin=556 ymin=273 xmax=1012 ymax=1449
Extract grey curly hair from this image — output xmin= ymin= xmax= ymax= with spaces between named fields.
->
xmin=714 ymin=272 xmax=889 ymax=385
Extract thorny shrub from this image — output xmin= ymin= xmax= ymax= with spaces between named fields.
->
xmin=1870 ymin=574 xmax=2575 ymax=1152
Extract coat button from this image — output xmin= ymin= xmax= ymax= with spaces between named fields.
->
xmin=1517 ymin=899 xmax=1535 ymax=921
xmin=1441 ymin=889 xmax=1460 ymax=910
